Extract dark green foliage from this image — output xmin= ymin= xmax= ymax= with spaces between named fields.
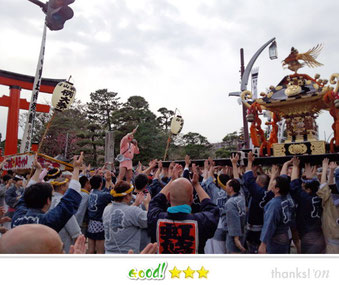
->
xmin=157 ymin=107 xmax=175 ymax=131
xmin=87 ymin=89 xmax=121 ymax=131
xmin=215 ymin=131 xmax=242 ymax=158
xmin=181 ymin=132 xmax=211 ymax=159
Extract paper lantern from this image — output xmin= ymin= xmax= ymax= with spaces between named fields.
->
xmin=170 ymin=115 xmax=184 ymax=135
xmin=52 ymin=81 xmax=76 ymax=111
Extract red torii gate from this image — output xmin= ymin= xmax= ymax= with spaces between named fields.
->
xmin=0 ymin=69 xmax=64 ymax=155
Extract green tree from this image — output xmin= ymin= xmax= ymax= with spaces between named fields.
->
xmin=157 ymin=107 xmax=175 ymax=131
xmin=76 ymin=122 xmax=105 ymax=166
xmin=182 ymin=132 xmax=211 ymax=159
xmin=112 ymin=96 xmax=167 ymax=163
xmin=87 ymin=89 xmax=121 ymax=131
xmin=222 ymin=131 xmax=239 ymax=147
xmin=215 ymin=148 xmax=232 ymax=158
xmin=214 ymin=131 xmax=242 ymax=158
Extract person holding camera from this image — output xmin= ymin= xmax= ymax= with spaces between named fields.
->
xmin=117 ymin=127 xmax=139 ymax=184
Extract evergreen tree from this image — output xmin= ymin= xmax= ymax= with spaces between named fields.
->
xmin=157 ymin=107 xmax=175 ymax=131
xmin=112 ymin=95 xmax=167 ymax=163
xmin=182 ymin=132 xmax=211 ymax=159
xmin=87 ymin=89 xmax=121 ymax=131
xmin=215 ymin=131 xmax=242 ymax=158
xmin=76 ymin=122 xmax=105 ymax=166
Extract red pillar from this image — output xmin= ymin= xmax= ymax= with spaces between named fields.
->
xmin=4 ymin=86 xmax=21 ymax=155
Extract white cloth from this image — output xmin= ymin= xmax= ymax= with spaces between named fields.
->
xmin=49 ymin=192 xmax=81 ymax=253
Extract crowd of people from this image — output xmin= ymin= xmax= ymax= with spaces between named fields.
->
xmin=0 ymin=128 xmax=338 ymax=254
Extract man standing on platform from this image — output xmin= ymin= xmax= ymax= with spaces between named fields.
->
xmin=117 ymin=127 xmax=139 ymax=184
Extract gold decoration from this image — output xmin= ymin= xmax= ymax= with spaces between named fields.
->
xmin=247 ymin=46 xmax=338 ymax=158
xmin=285 ymin=84 xmax=302 ymax=96
xmin=288 ymin=144 xmax=308 ymax=155
xmin=295 ymin=135 xmax=304 ymax=143
xmin=310 ymin=141 xmax=326 ymax=155
xmin=240 ymin=90 xmax=252 ymax=108
xmin=273 ymin=144 xmax=286 ymax=157
xmin=261 ymin=94 xmax=327 ymax=116
xmin=330 ymin=73 xmax=339 ymax=93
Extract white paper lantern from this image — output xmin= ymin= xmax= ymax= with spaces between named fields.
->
xmin=52 ymin=81 xmax=76 ymax=111
xmin=170 ymin=115 xmax=184 ymax=135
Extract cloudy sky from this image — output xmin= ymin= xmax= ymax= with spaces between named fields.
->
xmin=0 ymin=0 xmax=338 ymax=145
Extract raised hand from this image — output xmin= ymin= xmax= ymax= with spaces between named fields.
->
xmin=248 ymin=151 xmax=255 ymax=163
xmin=149 ymin=159 xmax=158 ymax=169
xmin=73 ymin=152 xmax=84 ymax=168
xmin=32 ymin=155 xmax=42 ymax=170
xmin=184 ymin=155 xmax=191 ymax=168
xmin=271 ymin=164 xmax=280 ymax=177
xmin=131 ymin=126 xmax=138 ymax=135
xmin=169 ymin=161 xmax=175 ymax=170
xmin=134 ymin=192 xmax=145 ymax=206
xmin=329 ymin=161 xmax=337 ymax=171
xmin=129 ymin=242 xmax=158 ymax=254
xmin=231 ymin=153 xmax=239 ymax=165
xmin=204 ymin=159 xmax=209 ymax=171
xmin=292 ymin=156 xmax=300 ymax=167
xmin=208 ymin=157 xmax=214 ymax=167
xmin=172 ymin=164 xmax=183 ymax=180
xmin=69 ymin=235 xmax=86 ymax=254
xmin=191 ymin=171 xmax=200 ymax=186
xmin=322 ymin=158 xmax=329 ymax=169
xmin=304 ymin=163 xmax=316 ymax=179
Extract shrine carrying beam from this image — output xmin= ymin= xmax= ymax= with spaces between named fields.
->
xmin=0 ymin=69 xmax=65 ymax=155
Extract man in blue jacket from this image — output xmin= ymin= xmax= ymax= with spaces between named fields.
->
xmin=147 ymin=164 xmax=219 ymax=254
xmin=11 ymin=154 xmax=83 ymax=233
xmin=243 ymin=152 xmax=273 ymax=253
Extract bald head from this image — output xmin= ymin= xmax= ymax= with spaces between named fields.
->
xmin=168 ymin=178 xmax=193 ymax=206
xmin=0 ymin=224 xmax=63 ymax=254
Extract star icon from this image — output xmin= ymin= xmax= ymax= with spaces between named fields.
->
xmin=169 ymin=266 xmax=181 ymax=278
xmin=197 ymin=266 xmax=209 ymax=278
xmin=183 ymin=266 xmax=195 ymax=279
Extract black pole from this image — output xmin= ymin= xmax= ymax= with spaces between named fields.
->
xmin=240 ymin=48 xmax=249 ymax=149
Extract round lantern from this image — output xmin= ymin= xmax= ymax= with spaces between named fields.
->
xmin=52 ymin=81 xmax=76 ymax=111
xmin=170 ymin=115 xmax=184 ymax=135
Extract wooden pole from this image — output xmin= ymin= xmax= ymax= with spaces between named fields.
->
xmin=163 ymin=134 xmax=172 ymax=161
xmin=29 ymin=111 xmax=57 ymax=177
xmin=36 ymin=111 xmax=57 ymax=154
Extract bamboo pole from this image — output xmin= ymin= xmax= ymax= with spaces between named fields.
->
xmin=163 ymin=134 xmax=172 ymax=161
xmin=29 ymin=111 xmax=57 ymax=177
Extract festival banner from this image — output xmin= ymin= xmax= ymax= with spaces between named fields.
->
xmin=2 ymin=153 xmax=73 ymax=171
